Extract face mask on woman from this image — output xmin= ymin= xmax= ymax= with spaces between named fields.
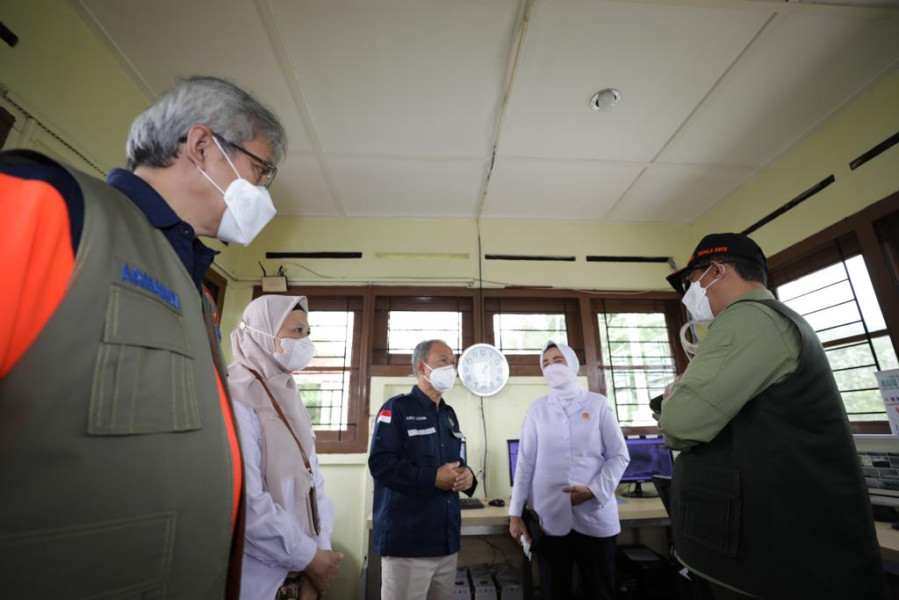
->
xmin=239 ymin=321 xmax=315 ymax=371
xmin=543 ymin=363 xmax=578 ymax=390
xmin=274 ymin=337 xmax=315 ymax=371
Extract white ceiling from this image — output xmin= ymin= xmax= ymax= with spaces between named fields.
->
xmin=75 ymin=0 xmax=899 ymax=223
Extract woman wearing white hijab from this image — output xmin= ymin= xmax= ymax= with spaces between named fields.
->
xmin=508 ymin=341 xmax=629 ymax=600
xmin=229 ymin=295 xmax=344 ymax=600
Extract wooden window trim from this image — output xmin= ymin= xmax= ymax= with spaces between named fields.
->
xmin=373 ymin=292 xmax=475 ymax=370
xmin=590 ymin=297 xmax=686 ymax=436
xmin=251 ymin=286 xmax=369 ymax=453
xmin=202 ymin=268 xmax=228 ymax=317
xmin=767 ymin=191 xmax=899 ymax=434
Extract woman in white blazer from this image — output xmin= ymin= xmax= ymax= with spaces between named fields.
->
xmin=508 ymin=341 xmax=630 ymax=600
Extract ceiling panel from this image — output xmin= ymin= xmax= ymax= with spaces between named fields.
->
xmin=269 ymin=154 xmax=340 ymax=217
xmin=482 ymin=158 xmax=644 ymax=220
xmin=329 ymin=157 xmax=485 ymax=217
xmin=79 ymin=0 xmax=313 ymax=152
xmin=658 ymin=11 xmax=899 ymax=166
xmin=498 ymin=1 xmax=772 ymax=161
xmin=270 ymin=0 xmax=520 ymax=157
xmin=606 ymin=164 xmax=755 ymax=223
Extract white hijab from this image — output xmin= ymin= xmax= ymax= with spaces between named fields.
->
xmin=540 ymin=340 xmax=585 ymax=406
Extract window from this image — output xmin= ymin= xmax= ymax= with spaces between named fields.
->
xmin=255 ymin=286 xmax=685 ymax=449
xmin=493 ymin=313 xmax=568 ymax=354
xmin=253 ymin=289 xmax=366 ymax=453
xmin=387 ymin=311 xmax=463 ymax=355
xmin=597 ymin=311 xmax=678 ymax=426
xmin=484 ymin=296 xmax=584 ymax=375
xmin=776 ymin=254 xmax=899 ymax=421
xmin=293 ymin=310 xmax=355 ymax=431
xmin=372 ymin=294 xmax=474 ymax=373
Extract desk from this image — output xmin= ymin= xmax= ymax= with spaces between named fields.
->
xmin=876 ymin=522 xmax=899 ymax=563
xmin=364 ymin=496 xmax=670 ymax=599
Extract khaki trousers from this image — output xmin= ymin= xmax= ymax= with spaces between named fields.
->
xmin=380 ymin=553 xmax=458 ymax=600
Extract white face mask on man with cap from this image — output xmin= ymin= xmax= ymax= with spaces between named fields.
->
xmin=682 ymin=264 xmax=724 ymax=323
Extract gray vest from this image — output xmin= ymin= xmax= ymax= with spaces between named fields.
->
xmin=0 ymin=162 xmax=237 ymax=598
xmin=671 ymin=298 xmax=887 ymax=599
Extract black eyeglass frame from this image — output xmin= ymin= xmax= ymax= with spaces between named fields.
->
xmin=679 ymin=260 xmax=732 ymax=294
xmin=179 ymin=132 xmax=278 ymax=189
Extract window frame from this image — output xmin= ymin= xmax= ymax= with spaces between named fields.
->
xmin=591 ymin=298 xmax=687 ymax=430
xmin=252 ymin=286 xmax=369 ymax=453
xmin=767 ymin=191 xmax=899 ymax=434
xmin=371 ymin=288 xmax=476 ymax=377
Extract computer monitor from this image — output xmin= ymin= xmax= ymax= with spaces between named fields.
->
xmin=621 ymin=437 xmax=673 ymax=498
xmin=508 ymin=439 xmax=519 ymax=486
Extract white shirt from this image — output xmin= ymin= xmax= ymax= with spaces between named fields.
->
xmin=509 ymin=390 xmax=629 ymax=538
xmin=234 ymin=402 xmax=335 ymax=600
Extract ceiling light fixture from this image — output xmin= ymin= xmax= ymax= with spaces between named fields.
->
xmin=590 ymin=88 xmax=621 ymax=112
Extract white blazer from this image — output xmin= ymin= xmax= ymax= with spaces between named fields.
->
xmin=509 ymin=390 xmax=629 ymax=538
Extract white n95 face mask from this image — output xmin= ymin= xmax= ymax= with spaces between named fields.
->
xmin=543 ymin=364 xmax=577 ymax=390
xmin=424 ymin=364 xmax=456 ymax=393
xmin=274 ymin=336 xmax=315 ymax=372
xmin=197 ymin=137 xmax=276 ymax=246
xmin=240 ymin=321 xmax=315 ymax=371
xmin=681 ymin=265 xmax=722 ymax=322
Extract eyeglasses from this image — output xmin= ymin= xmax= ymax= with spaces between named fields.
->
xmin=180 ymin=132 xmax=278 ymax=189
xmin=679 ymin=261 xmax=730 ymax=293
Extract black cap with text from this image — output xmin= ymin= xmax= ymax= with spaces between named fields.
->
xmin=666 ymin=233 xmax=767 ymax=294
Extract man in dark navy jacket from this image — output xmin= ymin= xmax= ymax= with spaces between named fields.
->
xmin=369 ymin=339 xmax=478 ymax=600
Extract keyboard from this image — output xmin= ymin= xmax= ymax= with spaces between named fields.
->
xmin=460 ymin=497 xmax=484 ymax=510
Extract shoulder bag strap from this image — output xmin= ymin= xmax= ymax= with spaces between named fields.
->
xmin=247 ymin=369 xmax=321 ymax=536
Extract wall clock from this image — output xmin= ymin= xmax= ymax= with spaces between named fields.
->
xmin=458 ymin=343 xmax=509 ymax=397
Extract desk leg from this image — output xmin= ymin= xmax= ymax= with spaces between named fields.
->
xmin=366 ymin=530 xmax=380 ymax=600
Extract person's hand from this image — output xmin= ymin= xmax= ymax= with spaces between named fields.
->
xmin=509 ymin=515 xmax=531 ymax=546
xmin=436 ymin=461 xmax=460 ymax=491
xmin=305 ymin=549 xmax=343 ymax=595
xmin=452 ymin=465 xmax=474 ymax=492
xmin=562 ymin=485 xmax=594 ymax=506
xmin=299 ymin=581 xmax=319 ymax=600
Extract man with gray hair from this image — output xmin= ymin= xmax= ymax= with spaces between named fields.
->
xmin=369 ymin=339 xmax=477 ymax=600
xmin=0 ymin=76 xmax=286 ymax=598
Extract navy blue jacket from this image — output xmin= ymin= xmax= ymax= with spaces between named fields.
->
xmin=369 ymin=386 xmax=477 ymax=557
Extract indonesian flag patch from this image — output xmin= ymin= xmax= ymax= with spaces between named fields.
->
xmin=377 ymin=410 xmax=392 ymax=424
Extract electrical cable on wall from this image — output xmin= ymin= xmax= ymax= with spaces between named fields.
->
xmin=476 ymin=220 xmax=489 ymax=497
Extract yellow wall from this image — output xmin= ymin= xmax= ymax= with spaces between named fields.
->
xmin=685 ymin=68 xmax=899 ymax=263
xmin=0 ymin=0 xmax=148 ymax=172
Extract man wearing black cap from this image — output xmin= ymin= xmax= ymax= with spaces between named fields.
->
xmin=655 ymin=233 xmax=886 ymax=599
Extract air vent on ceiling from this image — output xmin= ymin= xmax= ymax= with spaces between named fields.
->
xmin=265 ymin=251 xmax=362 ymax=259
xmin=849 ymin=131 xmax=899 ymax=171
xmin=485 ymin=254 xmax=576 ymax=262
xmin=741 ymin=175 xmax=836 ymax=236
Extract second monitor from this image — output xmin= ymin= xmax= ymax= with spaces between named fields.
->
xmin=621 ymin=437 xmax=673 ymax=498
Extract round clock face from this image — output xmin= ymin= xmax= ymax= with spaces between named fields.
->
xmin=458 ymin=343 xmax=510 ymax=397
